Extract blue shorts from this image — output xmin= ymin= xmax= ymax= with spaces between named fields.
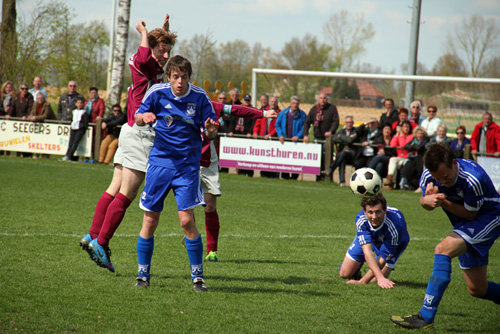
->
xmin=346 ymin=237 xmax=407 ymax=270
xmin=139 ymin=164 xmax=205 ymax=212
xmin=454 ymin=214 xmax=500 ymax=269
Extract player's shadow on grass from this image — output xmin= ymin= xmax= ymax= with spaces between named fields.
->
xmin=395 ymin=280 xmax=428 ymax=289
xmin=210 ymin=285 xmax=340 ymax=297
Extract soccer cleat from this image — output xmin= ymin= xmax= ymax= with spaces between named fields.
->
xmin=205 ymin=251 xmax=219 ymax=262
xmin=135 ymin=276 xmax=150 ymax=289
xmin=79 ymin=234 xmax=96 ymax=261
xmin=193 ymin=277 xmax=208 ymax=292
xmin=390 ymin=313 xmax=434 ymax=330
xmin=59 ymin=156 xmax=69 ymax=162
xmin=89 ymin=239 xmax=115 ymax=272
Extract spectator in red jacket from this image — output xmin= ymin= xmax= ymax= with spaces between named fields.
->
xmin=391 ymin=108 xmax=417 ymax=135
xmin=85 ymin=87 xmax=105 ymax=123
xmin=253 ymin=95 xmax=280 ymax=139
xmin=470 ymin=112 xmax=500 ymax=159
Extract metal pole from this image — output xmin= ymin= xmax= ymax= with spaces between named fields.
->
xmin=405 ymin=0 xmax=422 ymax=107
xmin=106 ymin=0 xmax=118 ymax=99
xmin=251 ymin=69 xmax=257 ymax=107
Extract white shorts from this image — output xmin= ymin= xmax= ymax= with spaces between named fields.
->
xmin=113 ymin=123 xmax=155 ymax=173
xmin=200 ymin=162 xmax=222 ymax=196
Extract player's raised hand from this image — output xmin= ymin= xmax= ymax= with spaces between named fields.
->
xmin=136 ymin=21 xmax=147 ymax=33
xmin=162 ymin=14 xmax=170 ymax=32
xmin=205 ymin=118 xmax=219 ymax=139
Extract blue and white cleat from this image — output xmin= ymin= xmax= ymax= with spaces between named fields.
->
xmin=80 ymin=234 xmax=95 ymax=261
xmin=89 ymin=239 xmax=115 ymax=272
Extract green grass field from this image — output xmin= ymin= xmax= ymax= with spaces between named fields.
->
xmin=1 ymin=157 xmax=499 ymax=333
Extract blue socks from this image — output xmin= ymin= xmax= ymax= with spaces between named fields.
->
xmin=481 ymin=281 xmax=500 ymax=305
xmin=420 ymin=254 xmax=452 ymax=323
xmin=185 ymin=235 xmax=204 ymax=280
xmin=137 ymin=236 xmax=154 ymax=279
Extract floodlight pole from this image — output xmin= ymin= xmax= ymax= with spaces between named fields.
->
xmin=405 ymin=0 xmax=422 ymax=108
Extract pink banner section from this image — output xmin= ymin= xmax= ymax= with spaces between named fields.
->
xmin=220 ymin=159 xmax=320 ymax=175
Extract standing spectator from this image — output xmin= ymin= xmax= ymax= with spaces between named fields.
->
xmin=323 ymin=116 xmax=360 ymax=186
xmin=379 ymin=98 xmax=399 ymax=129
xmin=9 ymin=83 xmax=33 ymax=120
xmin=368 ymin=124 xmax=396 ymax=178
xmin=400 ymin=126 xmax=429 ymax=190
xmin=28 ymin=92 xmax=57 ymax=159
xmin=392 ymin=108 xmax=417 ymax=135
xmin=409 ymin=100 xmax=426 ymax=125
xmin=60 ymin=97 xmax=89 ymax=162
xmin=275 ymin=96 xmax=306 ymax=180
xmin=1 ymin=80 xmax=14 ymax=116
xmin=450 ymin=125 xmax=470 ymax=158
xmin=57 ymin=80 xmax=84 ymax=122
xmin=426 ymin=124 xmax=452 ymax=149
xmin=470 ymin=112 xmax=500 ymax=159
xmin=420 ymin=105 xmax=442 ymax=137
xmin=99 ymin=104 xmax=126 ymax=164
xmin=216 ymin=92 xmax=230 ymax=133
xmin=85 ymin=87 xmax=105 ymax=123
xmin=254 ymin=95 xmax=281 ymax=178
xmin=232 ymin=94 xmax=255 ymax=177
xmin=303 ymin=92 xmax=340 ymax=181
xmin=28 ymin=76 xmax=47 ymax=99
xmin=353 ymin=118 xmax=382 ymax=169
xmin=230 ymin=88 xmax=241 ymax=106
xmin=384 ymin=120 xmax=413 ymax=190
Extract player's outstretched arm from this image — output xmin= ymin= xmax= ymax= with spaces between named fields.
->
xmin=348 ymin=243 xmax=395 ymax=289
xmin=136 ymin=21 xmax=149 ymax=48
xmin=205 ymin=118 xmax=218 ymax=139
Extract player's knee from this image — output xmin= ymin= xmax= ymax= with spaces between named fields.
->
xmin=179 ymin=216 xmax=195 ymax=230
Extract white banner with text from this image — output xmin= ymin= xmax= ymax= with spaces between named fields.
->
xmin=219 ymin=137 xmax=322 ymax=175
xmin=477 ymin=156 xmax=500 ymax=192
xmin=0 ymin=120 xmax=92 ymax=157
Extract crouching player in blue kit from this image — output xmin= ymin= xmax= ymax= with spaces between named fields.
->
xmin=339 ymin=193 xmax=410 ymax=289
xmin=391 ymin=143 xmax=500 ymax=330
xmin=133 ymin=55 xmax=218 ymax=292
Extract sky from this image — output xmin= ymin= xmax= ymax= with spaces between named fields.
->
xmin=12 ymin=0 xmax=500 ymax=74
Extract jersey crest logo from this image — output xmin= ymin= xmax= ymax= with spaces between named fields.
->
xmin=191 ymin=264 xmax=203 ymax=275
xmin=186 ymin=103 xmax=196 ymax=116
xmin=165 ymin=103 xmax=172 ymax=109
xmin=423 ymin=294 xmax=435 ymax=306
xmin=165 ymin=115 xmax=174 ymax=127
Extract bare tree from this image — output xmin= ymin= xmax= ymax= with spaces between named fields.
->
xmin=107 ymin=0 xmax=131 ymax=113
xmin=322 ymin=10 xmax=375 ymax=71
xmin=446 ymin=15 xmax=500 ymax=77
xmin=177 ymin=31 xmax=216 ymax=83
xmin=1 ymin=0 xmax=17 ymax=82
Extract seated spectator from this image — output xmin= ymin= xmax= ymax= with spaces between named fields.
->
xmin=420 ymin=105 xmax=442 ymax=137
xmin=391 ymin=108 xmax=417 ymax=135
xmin=28 ymin=92 xmax=57 ymax=158
xmin=99 ymin=104 xmax=126 ymax=164
xmin=450 ymin=125 xmax=471 ymax=158
xmin=409 ymin=100 xmax=426 ymax=125
xmin=85 ymin=87 xmax=105 ymax=123
xmin=28 ymin=76 xmax=48 ymax=100
xmin=470 ymin=112 xmax=500 ymax=159
xmin=384 ymin=120 xmax=413 ymax=190
xmin=9 ymin=83 xmax=33 ymax=120
xmin=425 ymin=124 xmax=452 ymax=149
xmin=323 ymin=115 xmax=359 ymax=186
xmin=353 ymin=118 xmax=382 ymax=169
xmin=60 ymin=97 xmax=89 ymax=162
xmin=276 ymin=95 xmax=306 ymax=180
xmin=1 ymin=80 xmax=14 ymax=116
xmin=400 ymin=126 xmax=429 ymax=191
xmin=368 ymin=125 xmax=395 ymax=178
xmin=379 ymin=98 xmax=399 ymax=129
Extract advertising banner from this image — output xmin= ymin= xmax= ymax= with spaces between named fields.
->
xmin=0 ymin=120 xmax=92 ymax=157
xmin=219 ymin=137 xmax=322 ymax=175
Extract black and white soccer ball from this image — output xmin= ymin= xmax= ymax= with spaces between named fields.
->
xmin=350 ymin=167 xmax=382 ymax=198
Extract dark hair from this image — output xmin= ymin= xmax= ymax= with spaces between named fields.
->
xmin=75 ymin=96 xmax=85 ymax=104
xmin=424 ymin=143 xmax=455 ymax=172
xmin=427 ymin=105 xmax=438 ymax=113
xmin=383 ymin=98 xmax=394 ymax=105
xmin=148 ymin=28 xmax=177 ymax=49
xmin=360 ymin=192 xmax=387 ymax=211
xmin=89 ymin=87 xmax=98 ymax=92
xmin=399 ymin=108 xmax=409 ymax=115
xmin=166 ymin=55 xmax=192 ymax=78
xmin=112 ymin=104 xmax=121 ymax=111
xmin=456 ymin=125 xmax=466 ymax=133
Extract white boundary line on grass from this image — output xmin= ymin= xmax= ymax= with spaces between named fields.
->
xmin=0 ymin=231 xmax=450 ymax=242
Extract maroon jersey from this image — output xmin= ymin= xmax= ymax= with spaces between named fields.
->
xmin=127 ymin=46 xmax=164 ymax=126
xmin=200 ymin=102 xmax=265 ymax=167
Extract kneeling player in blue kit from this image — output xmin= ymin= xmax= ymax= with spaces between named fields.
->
xmin=133 ymin=55 xmax=218 ymax=292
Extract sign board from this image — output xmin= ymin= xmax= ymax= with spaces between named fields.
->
xmin=477 ymin=157 xmax=500 ymax=192
xmin=0 ymin=120 xmax=92 ymax=157
xmin=219 ymin=137 xmax=322 ymax=175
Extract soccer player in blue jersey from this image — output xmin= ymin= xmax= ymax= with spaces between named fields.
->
xmin=339 ymin=193 xmax=410 ymax=289
xmin=132 ymin=55 xmax=218 ymax=292
xmin=391 ymin=143 xmax=500 ymax=330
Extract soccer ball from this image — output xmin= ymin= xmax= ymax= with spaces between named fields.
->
xmin=350 ymin=167 xmax=382 ymax=198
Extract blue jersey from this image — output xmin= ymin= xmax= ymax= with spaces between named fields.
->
xmin=136 ymin=82 xmax=216 ymax=172
xmin=355 ymin=207 xmax=410 ymax=263
xmin=419 ymin=159 xmax=500 ymax=228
